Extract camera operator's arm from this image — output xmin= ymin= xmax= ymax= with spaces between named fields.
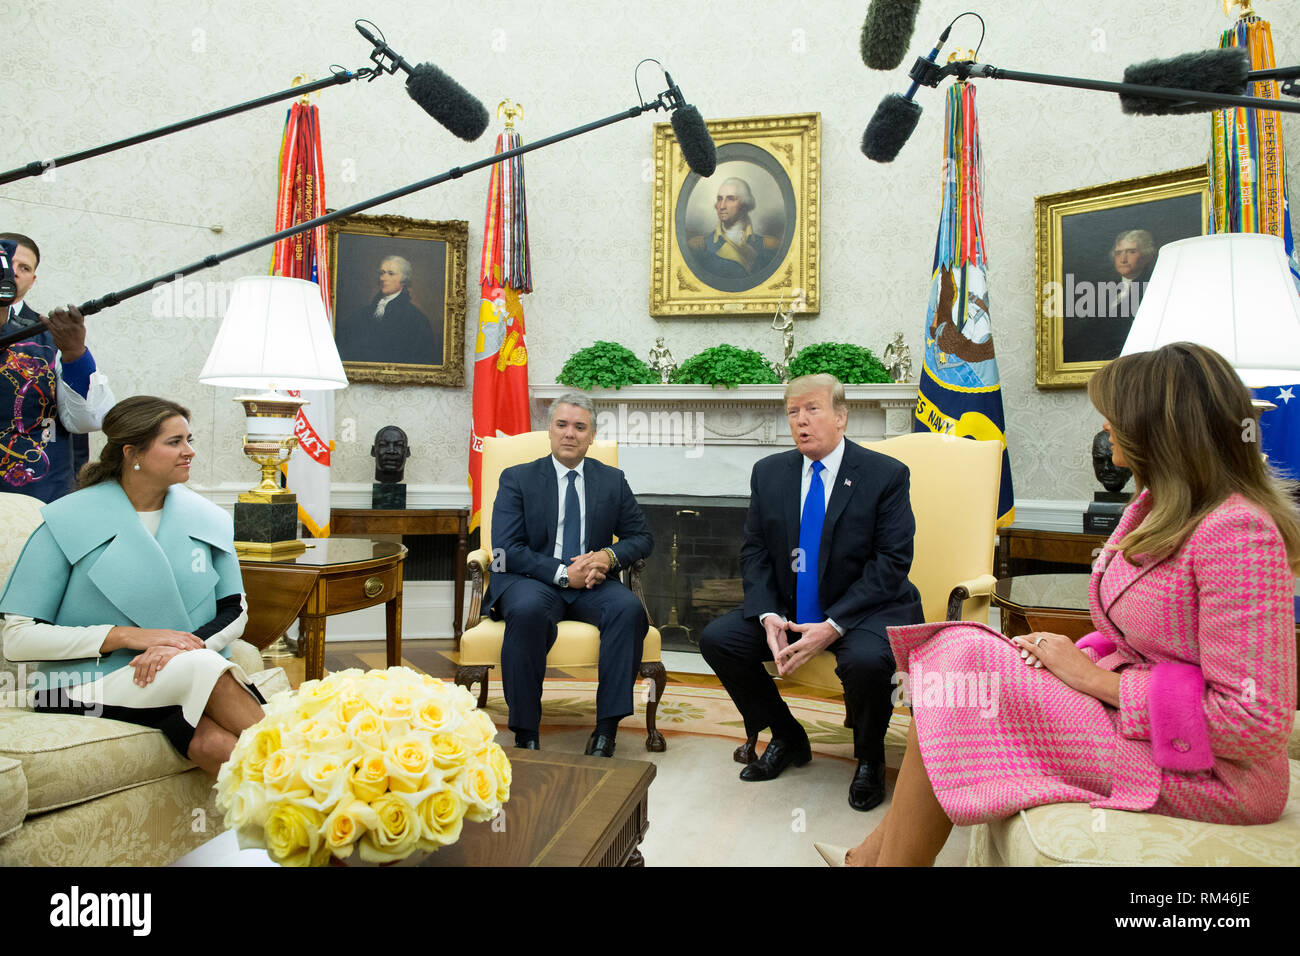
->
xmin=47 ymin=305 xmax=114 ymax=432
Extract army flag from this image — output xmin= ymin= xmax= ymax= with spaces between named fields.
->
xmin=914 ymin=81 xmax=1015 ymax=526
xmin=271 ymin=100 xmax=334 ymax=537
xmin=469 ymin=127 xmax=533 ymax=531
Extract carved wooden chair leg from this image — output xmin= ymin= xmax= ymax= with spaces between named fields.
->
xmin=455 ymin=665 xmax=492 ymax=710
xmin=733 ymin=734 xmax=759 ymax=764
xmin=639 ymin=661 xmax=668 ymax=752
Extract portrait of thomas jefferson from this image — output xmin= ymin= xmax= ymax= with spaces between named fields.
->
xmin=1058 ymin=191 xmax=1200 ymax=366
xmin=334 ymin=252 xmax=443 ymax=367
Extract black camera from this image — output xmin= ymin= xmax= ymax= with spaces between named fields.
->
xmin=0 ymin=239 xmax=18 ymax=307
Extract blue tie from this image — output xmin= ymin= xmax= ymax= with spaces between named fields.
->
xmin=562 ymin=470 xmax=581 ymax=561
xmin=796 ymin=460 xmax=825 ymax=624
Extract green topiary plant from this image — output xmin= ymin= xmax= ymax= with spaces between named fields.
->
xmin=557 ymin=341 xmax=658 ymax=390
xmin=671 ymin=344 xmax=781 ymax=387
xmin=787 ymin=341 xmax=891 ymax=384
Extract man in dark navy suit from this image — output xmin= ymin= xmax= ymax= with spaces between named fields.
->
xmin=487 ymin=392 xmax=653 ymax=756
xmin=701 ymin=374 xmax=923 ymax=811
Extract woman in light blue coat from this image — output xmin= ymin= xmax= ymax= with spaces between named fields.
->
xmin=0 ymin=396 xmax=265 ymax=774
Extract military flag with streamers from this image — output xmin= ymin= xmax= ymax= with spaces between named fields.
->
xmin=468 ymin=126 xmax=532 ymax=531
xmin=914 ymin=81 xmax=1014 ymax=526
xmin=272 ymin=99 xmax=334 ymax=537
xmin=1209 ymin=15 xmax=1300 ymax=475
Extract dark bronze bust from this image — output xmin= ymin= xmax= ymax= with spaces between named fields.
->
xmin=371 ymin=425 xmax=411 ymax=484
xmin=1092 ymin=428 xmax=1132 ymax=494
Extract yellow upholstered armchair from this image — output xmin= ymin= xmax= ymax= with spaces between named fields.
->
xmin=456 ymin=432 xmax=667 ymax=751
xmin=736 ymin=432 xmax=1003 ymax=763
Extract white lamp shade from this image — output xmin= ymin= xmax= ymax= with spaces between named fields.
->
xmin=199 ymin=276 xmax=348 ymax=390
xmin=1121 ymin=233 xmax=1300 ymax=388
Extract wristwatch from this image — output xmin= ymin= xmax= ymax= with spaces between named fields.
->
xmin=558 ymin=567 xmax=570 ymax=588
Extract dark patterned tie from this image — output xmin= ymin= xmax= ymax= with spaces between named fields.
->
xmin=562 ymin=470 xmax=581 ymax=561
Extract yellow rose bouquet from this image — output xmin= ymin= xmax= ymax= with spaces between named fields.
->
xmin=215 ymin=667 xmax=511 ymax=866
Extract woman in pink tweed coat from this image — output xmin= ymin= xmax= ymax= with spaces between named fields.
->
xmin=845 ymin=342 xmax=1299 ymax=866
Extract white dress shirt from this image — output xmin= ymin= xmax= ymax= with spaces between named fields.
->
xmin=762 ymin=437 xmax=847 ymax=634
xmin=551 ymin=456 xmax=587 ymax=583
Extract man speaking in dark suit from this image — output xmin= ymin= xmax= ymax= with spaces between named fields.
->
xmin=487 ymin=393 xmax=653 ymax=757
xmin=701 ymin=374 xmax=923 ymax=810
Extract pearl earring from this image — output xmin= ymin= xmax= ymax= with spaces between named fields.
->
xmin=133 ymin=462 xmax=141 ymax=471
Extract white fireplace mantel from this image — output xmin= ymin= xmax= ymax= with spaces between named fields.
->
xmin=531 ymin=382 xmax=920 ymax=497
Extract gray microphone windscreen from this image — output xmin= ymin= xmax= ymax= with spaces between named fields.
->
xmin=861 ymin=0 xmax=922 ymax=70
xmin=672 ymin=105 xmax=718 ymax=177
xmin=406 ymin=63 xmax=490 ymax=141
xmin=862 ymin=93 xmax=923 ymax=162
xmin=1121 ymin=48 xmax=1250 ymax=116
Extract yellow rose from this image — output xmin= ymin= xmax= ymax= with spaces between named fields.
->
xmin=293 ymin=677 xmax=344 ymax=719
xmin=242 ymin=724 xmax=281 ymax=783
xmin=416 ymin=788 xmax=465 ymax=847
xmin=450 ymin=684 xmax=478 ymax=714
xmin=380 ymin=691 xmax=416 ymax=734
xmin=215 ymin=758 xmax=243 ymax=807
xmin=385 ymin=733 xmax=437 ymax=793
xmin=263 ymin=749 xmax=307 ymax=795
xmin=224 ymin=780 xmax=270 ymax=830
xmin=335 ymin=693 xmax=377 ymax=726
xmin=299 ymin=718 xmax=353 ymax=757
xmin=460 ymin=709 xmax=498 ymax=747
xmin=483 ymin=744 xmax=512 ymax=802
xmin=350 ymin=750 xmax=388 ymax=804
xmin=411 ymin=695 xmax=462 ymax=734
xmin=322 ymin=798 xmax=381 ymax=860
xmin=301 ymin=753 xmax=351 ymax=807
xmin=458 ymin=762 xmax=500 ymax=822
xmin=264 ymin=802 xmax=328 ymax=867
xmin=360 ymin=792 xmax=422 ymax=863
xmin=430 ymin=732 xmax=469 ymax=771
xmin=346 ymin=709 xmax=385 ymax=750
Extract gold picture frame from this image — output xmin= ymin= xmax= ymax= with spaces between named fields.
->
xmin=650 ymin=112 xmax=820 ymax=316
xmin=1034 ymin=166 xmax=1210 ymax=388
xmin=327 ymin=213 xmax=468 ymax=386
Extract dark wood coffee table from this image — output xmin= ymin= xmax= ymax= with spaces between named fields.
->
xmin=420 ymin=749 xmax=656 ymax=867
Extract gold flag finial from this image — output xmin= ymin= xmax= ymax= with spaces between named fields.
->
xmin=497 ymin=99 xmax=524 ymax=130
xmin=1224 ymin=0 xmax=1262 ymax=19
xmin=290 ymin=73 xmax=317 ymax=106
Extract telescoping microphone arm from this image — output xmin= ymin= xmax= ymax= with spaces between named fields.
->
xmin=911 ymin=57 xmax=1300 ymax=115
xmin=0 ymin=69 xmax=367 ymax=188
xmin=0 ymin=80 xmax=701 ymax=345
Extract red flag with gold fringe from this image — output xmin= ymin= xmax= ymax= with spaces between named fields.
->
xmin=468 ymin=126 xmax=532 ymax=531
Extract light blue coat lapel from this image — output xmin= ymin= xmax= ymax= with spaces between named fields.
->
xmin=40 ymin=483 xmax=226 ymax=629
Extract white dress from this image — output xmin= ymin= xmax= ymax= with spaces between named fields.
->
xmin=2 ymin=509 xmax=255 ymax=735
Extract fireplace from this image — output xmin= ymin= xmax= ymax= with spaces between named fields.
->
xmin=639 ymin=496 xmax=748 ymax=652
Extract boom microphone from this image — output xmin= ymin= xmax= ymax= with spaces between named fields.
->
xmin=355 ymin=22 xmax=489 ymax=141
xmin=861 ymin=18 xmax=951 ymax=162
xmin=663 ymin=72 xmax=717 ymax=177
xmin=861 ymin=0 xmax=922 ymax=71
xmin=862 ymin=94 xmax=923 ymax=163
xmin=1121 ymin=48 xmax=1250 ymax=115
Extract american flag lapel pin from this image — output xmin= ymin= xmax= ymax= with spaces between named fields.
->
xmin=844 ymin=479 xmax=852 ymax=487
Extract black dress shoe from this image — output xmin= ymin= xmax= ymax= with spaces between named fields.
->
xmin=739 ymin=736 xmax=812 ymax=781
xmin=517 ymin=739 xmax=539 ymax=750
xmin=584 ymin=731 xmax=616 ymax=757
xmin=848 ymin=760 xmax=886 ymax=811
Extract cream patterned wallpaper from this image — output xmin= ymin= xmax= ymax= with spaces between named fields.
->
xmin=3 ymin=0 xmax=1297 ymax=504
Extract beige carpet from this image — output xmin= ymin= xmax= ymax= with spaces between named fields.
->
xmin=484 ymin=678 xmax=972 ymax=867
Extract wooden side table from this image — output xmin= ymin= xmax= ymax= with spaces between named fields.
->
xmin=996 ymin=527 xmax=1107 ymax=577
xmin=329 ymin=508 xmax=469 ymax=646
xmin=992 ymin=573 xmax=1095 ymax=641
xmin=239 ymin=539 xmax=407 ymax=681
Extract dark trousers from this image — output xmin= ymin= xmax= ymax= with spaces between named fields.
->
xmin=495 ymin=576 xmax=648 ymax=734
xmin=700 ymin=608 xmax=907 ymax=763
